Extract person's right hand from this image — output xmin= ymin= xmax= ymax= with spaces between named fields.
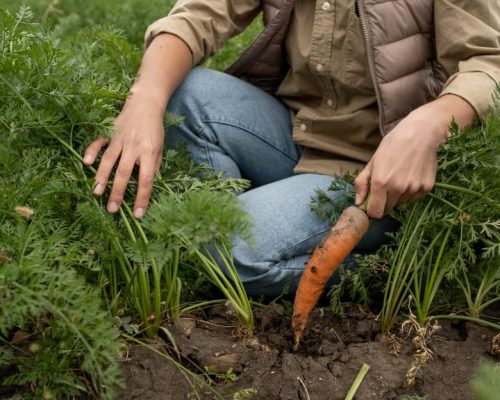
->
xmin=83 ymin=100 xmax=165 ymax=219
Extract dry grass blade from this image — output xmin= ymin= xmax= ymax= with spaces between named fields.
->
xmin=297 ymin=376 xmax=311 ymax=400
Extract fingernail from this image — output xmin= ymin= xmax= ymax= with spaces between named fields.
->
xmin=108 ymin=202 xmax=119 ymax=213
xmin=93 ymin=183 xmax=104 ymax=196
xmin=355 ymin=194 xmax=361 ymax=205
xmin=134 ymin=208 xmax=145 ymax=219
xmin=83 ymin=154 xmax=92 ymax=164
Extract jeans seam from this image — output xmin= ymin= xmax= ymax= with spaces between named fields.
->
xmin=192 ymin=122 xmax=216 ymax=168
xmin=201 ymin=119 xmax=299 ymax=163
xmin=277 ymin=226 xmax=331 ymax=264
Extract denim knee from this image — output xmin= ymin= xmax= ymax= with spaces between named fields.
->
xmin=167 ymin=67 xmax=229 ymax=120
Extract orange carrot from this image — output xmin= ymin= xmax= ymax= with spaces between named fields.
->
xmin=292 ymin=205 xmax=369 ymax=349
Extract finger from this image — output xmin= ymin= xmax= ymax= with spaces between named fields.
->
xmin=367 ymin=183 xmax=387 ymax=219
xmin=133 ymin=159 xmax=157 ymax=218
xmin=83 ymin=138 xmax=109 ymax=165
xmin=107 ymin=154 xmax=136 ymax=213
xmin=155 ymin=157 xmax=162 ymax=173
xmin=398 ymin=181 xmax=434 ymax=205
xmin=354 ymin=162 xmax=372 ymax=206
xmin=399 ymin=191 xmax=427 ymax=205
xmin=384 ymin=190 xmax=401 ymax=214
xmin=93 ymin=141 xmax=122 ymax=196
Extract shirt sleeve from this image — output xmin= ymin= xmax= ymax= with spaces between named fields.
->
xmin=144 ymin=0 xmax=261 ymax=66
xmin=436 ymin=0 xmax=500 ymax=117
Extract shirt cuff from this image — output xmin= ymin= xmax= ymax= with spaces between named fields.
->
xmin=439 ymin=71 xmax=498 ymax=118
xmin=144 ymin=16 xmax=204 ymax=66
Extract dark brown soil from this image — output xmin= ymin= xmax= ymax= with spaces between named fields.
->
xmin=119 ymin=304 xmax=499 ymax=400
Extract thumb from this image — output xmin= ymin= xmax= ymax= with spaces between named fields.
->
xmin=354 ymin=161 xmax=372 ymax=206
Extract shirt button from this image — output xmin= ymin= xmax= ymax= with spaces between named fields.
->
xmin=300 ymin=123 xmax=307 ymax=131
xmin=321 ymin=2 xmax=331 ymax=11
xmin=315 ymin=63 xmax=324 ymax=72
xmin=326 ymin=99 xmax=333 ymax=107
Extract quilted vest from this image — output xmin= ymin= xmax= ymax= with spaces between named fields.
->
xmin=225 ymin=0 xmax=449 ymax=136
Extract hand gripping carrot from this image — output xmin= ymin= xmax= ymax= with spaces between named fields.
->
xmin=292 ymin=205 xmax=369 ymax=349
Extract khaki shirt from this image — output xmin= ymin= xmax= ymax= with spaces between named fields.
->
xmin=146 ymin=0 xmax=500 ymax=176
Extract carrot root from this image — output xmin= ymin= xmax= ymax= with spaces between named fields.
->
xmin=292 ymin=206 xmax=369 ymax=347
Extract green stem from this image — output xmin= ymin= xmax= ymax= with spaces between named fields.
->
xmin=189 ymin=242 xmax=251 ymax=326
xmin=431 ymin=315 xmax=500 ymax=331
xmin=214 ymin=242 xmax=252 ymax=315
xmin=345 ymin=363 xmax=370 ymax=400
xmin=427 ymin=192 xmax=465 ymax=213
xmin=476 ymin=297 xmax=500 ymax=314
xmin=382 ymin=200 xmax=432 ymax=331
xmin=434 ymin=183 xmax=500 ymax=210
xmin=420 ymin=225 xmax=453 ymax=324
xmin=180 ymin=299 xmax=227 ymax=315
xmin=413 ymin=228 xmax=445 ymax=322
xmin=122 ymin=203 xmax=162 ymax=329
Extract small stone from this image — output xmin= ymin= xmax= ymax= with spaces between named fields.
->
xmin=339 ymin=351 xmax=351 ymax=363
xmin=319 ymin=343 xmax=337 ymax=356
xmin=244 ymin=337 xmax=261 ymax=350
xmin=260 ymin=344 xmax=272 ymax=353
xmin=177 ymin=318 xmax=196 ymax=331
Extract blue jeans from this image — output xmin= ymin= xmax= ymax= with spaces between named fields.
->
xmin=167 ymin=67 xmax=397 ymax=297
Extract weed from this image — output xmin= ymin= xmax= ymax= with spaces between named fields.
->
xmin=233 ymin=388 xmax=258 ymax=399
xmin=205 ymin=366 xmax=239 ymax=384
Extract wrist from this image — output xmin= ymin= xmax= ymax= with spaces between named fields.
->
xmin=421 ymin=94 xmax=476 ymax=130
xmin=126 ymin=82 xmax=168 ymax=117
xmin=406 ymin=106 xmax=450 ymax=146
xmin=408 ymin=94 xmax=475 ymax=145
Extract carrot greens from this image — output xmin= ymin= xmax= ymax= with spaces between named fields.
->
xmin=0 ymin=7 xmax=254 ymax=397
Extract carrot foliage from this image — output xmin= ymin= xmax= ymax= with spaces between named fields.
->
xmin=0 ymin=6 xmax=253 ymax=398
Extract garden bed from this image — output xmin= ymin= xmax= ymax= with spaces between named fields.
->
xmin=120 ymin=303 xmax=499 ymax=399
xmin=1 ymin=4 xmax=499 ymax=400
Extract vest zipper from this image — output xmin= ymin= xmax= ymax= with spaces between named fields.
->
xmin=357 ymin=0 xmax=386 ymax=136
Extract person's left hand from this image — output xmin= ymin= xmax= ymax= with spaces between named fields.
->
xmin=354 ymin=95 xmax=474 ymax=219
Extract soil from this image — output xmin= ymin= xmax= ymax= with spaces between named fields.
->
xmin=119 ymin=303 xmax=499 ymax=400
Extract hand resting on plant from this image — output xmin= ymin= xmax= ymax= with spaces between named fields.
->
xmin=83 ymin=34 xmax=192 ymax=218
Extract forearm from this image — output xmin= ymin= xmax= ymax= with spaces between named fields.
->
xmin=126 ymin=34 xmax=192 ymax=116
